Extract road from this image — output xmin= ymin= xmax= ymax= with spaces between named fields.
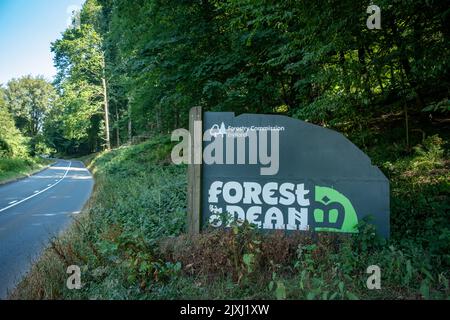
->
xmin=0 ymin=160 xmax=93 ymax=299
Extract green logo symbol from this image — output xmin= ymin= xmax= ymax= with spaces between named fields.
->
xmin=313 ymin=186 xmax=358 ymax=233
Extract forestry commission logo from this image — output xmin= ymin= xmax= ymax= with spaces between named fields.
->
xmin=210 ymin=122 xmax=228 ymax=137
xmin=209 ymin=122 xmax=284 ymax=138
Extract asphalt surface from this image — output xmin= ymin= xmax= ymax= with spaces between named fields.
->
xmin=0 ymin=160 xmax=93 ymax=299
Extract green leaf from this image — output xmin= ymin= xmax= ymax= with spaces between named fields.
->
xmin=243 ymin=253 xmax=255 ymax=273
xmin=421 ymin=268 xmax=434 ymax=281
xmin=275 ymin=281 xmax=287 ymax=300
xmin=338 ymin=281 xmax=344 ymax=294
xmin=330 ymin=292 xmax=338 ymax=300
xmin=420 ymin=280 xmax=430 ymax=299
xmin=306 ymin=292 xmax=316 ymax=300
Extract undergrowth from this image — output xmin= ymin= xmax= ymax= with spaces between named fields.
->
xmin=10 ymin=131 xmax=450 ymax=300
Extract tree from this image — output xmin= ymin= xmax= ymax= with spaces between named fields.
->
xmin=0 ymin=88 xmax=28 ymax=158
xmin=50 ymin=0 xmax=111 ymax=152
xmin=3 ymin=75 xmax=55 ymax=155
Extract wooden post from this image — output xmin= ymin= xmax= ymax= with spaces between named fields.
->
xmin=187 ymin=107 xmax=202 ymax=234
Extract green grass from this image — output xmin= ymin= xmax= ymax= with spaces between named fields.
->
xmin=0 ymin=157 xmax=53 ymax=184
xmin=9 ymin=132 xmax=450 ymax=300
xmin=75 ymin=152 xmax=100 ymax=168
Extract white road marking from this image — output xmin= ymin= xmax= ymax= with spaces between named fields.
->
xmin=8 ymin=200 xmax=18 ymax=205
xmin=0 ymin=161 xmax=72 ymax=214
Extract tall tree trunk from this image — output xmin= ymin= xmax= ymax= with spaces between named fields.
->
xmin=115 ymin=105 xmax=120 ymax=147
xmin=358 ymin=47 xmax=371 ymax=98
xmin=128 ymin=98 xmax=132 ymax=143
xmin=399 ymin=67 xmax=411 ymax=152
xmin=101 ymin=52 xmax=111 ymax=150
xmin=391 ymin=18 xmax=424 ymax=109
xmin=339 ymin=51 xmax=350 ymax=95
xmin=102 ymin=77 xmax=111 ymax=150
xmin=404 ymin=101 xmax=410 ymax=151
xmin=156 ymin=105 xmax=161 ymax=132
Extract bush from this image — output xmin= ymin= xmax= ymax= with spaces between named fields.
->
xmin=411 ymin=135 xmax=446 ymax=172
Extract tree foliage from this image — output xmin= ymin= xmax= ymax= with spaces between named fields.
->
xmin=106 ymin=0 xmax=448 ymax=137
xmin=3 ymin=75 xmax=55 ymax=155
xmin=48 ymin=0 xmax=110 ymax=154
xmin=46 ymin=0 xmax=449 ymax=153
xmin=0 ymin=88 xmax=28 ymax=158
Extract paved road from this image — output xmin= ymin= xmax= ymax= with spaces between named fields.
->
xmin=0 ymin=160 xmax=93 ymax=299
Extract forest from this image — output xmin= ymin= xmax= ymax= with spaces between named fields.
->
xmin=1 ymin=0 xmax=449 ymax=300
xmin=1 ymin=0 xmax=449 ymax=156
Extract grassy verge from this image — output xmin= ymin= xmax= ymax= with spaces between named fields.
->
xmin=0 ymin=157 xmax=54 ymax=185
xmin=9 ymin=132 xmax=449 ymax=300
xmin=75 ymin=153 xmax=100 ymax=168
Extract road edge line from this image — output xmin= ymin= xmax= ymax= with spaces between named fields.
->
xmin=0 ymin=161 xmax=72 ymax=214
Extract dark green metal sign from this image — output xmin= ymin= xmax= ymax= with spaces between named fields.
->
xmin=201 ymin=112 xmax=390 ymax=238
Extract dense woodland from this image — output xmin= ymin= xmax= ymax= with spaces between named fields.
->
xmin=1 ymin=0 xmax=450 ymax=299
xmin=1 ymin=0 xmax=449 ymax=155
xmin=59 ymin=0 xmax=450 ymax=155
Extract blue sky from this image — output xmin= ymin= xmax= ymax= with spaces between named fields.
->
xmin=0 ymin=0 xmax=85 ymax=85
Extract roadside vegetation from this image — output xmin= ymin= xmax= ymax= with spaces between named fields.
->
xmin=11 ymin=128 xmax=449 ymax=300
xmin=0 ymin=157 xmax=53 ymax=184
xmin=0 ymin=87 xmax=53 ymax=184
